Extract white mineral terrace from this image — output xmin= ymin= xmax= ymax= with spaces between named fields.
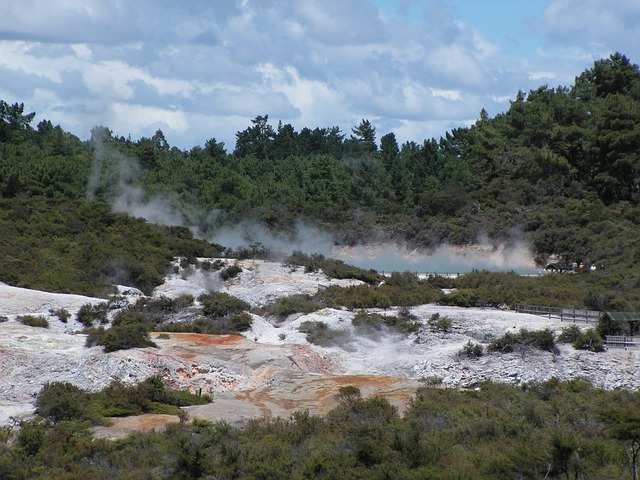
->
xmin=1 ymin=259 xmax=638 ymax=438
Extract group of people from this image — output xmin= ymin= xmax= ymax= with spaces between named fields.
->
xmin=569 ymin=260 xmax=599 ymax=272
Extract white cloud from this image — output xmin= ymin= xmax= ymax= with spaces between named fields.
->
xmin=430 ymin=88 xmax=462 ymax=101
xmin=0 ymin=0 xmax=636 ymax=150
xmin=541 ymin=0 xmax=640 ymax=61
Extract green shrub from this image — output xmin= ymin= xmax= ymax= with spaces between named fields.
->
xmin=258 ymin=294 xmax=319 ymax=320
xmin=17 ymin=315 xmax=49 ymax=328
xmin=160 ymin=313 xmax=253 ymax=335
xmin=335 ymin=385 xmax=362 ymax=406
xmin=0 ymin=315 xmax=8 ymax=323
xmin=385 ymin=271 xmax=420 ymax=287
xmin=36 ymin=382 xmax=96 ymax=423
xmin=199 ymin=292 xmax=249 ymax=317
xmin=76 ymin=302 xmax=109 ymax=327
xmin=42 ymin=376 xmax=213 ymax=421
xmin=572 ymin=328 xmax=605 ymax=352
xmin=228 ymin=312 xmax=253 ymax=332
xmin=352 ymin=311 xmax=387 ymax=333
xmin=557 ymin=325 xmax=582 ymax=343
xmin=49 ymin=308 xmax=70 ymax=323
xmin=315 ymin=283 xmax=437 ymax=310
xmin=488 ymin=328 xmax=557 ymax=354
xmin=146 ymin=402 xmax=182 ymax=415
xmin=458 ymin=341 xmax=484 ymax=358
xmin=284 ymin=251 xmax=381 ymax=284
xmin=352 ymin=310 xmax=420 ymax=335
xmin=89 ymin=324 xmax=157 ymax=352
xmin=111 ymin=295 xmax=194 ymax=329
xmin=428 ymin=313 xmax=452 ymax=332
xmin=220 ymin=264 xmax=242 ymax=281
xmin=298 ymin=320 xmax=351 ymax=348
xmin=527 ymin=328 xmax=557 ymax=352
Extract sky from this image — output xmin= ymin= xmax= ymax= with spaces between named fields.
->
xmin=0 ymin=0 xmax=638 ymax=151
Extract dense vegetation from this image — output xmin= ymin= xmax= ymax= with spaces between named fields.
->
xmin=1 ymin=53 xmax=639 ymax=308
xmin=35 ymin=376 xmax=210 ymax=423
xmin=3 ymin=379 xmax=640 ymax=479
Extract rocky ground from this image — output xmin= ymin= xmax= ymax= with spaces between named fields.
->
xmin=1 ymin=258 xmax=638 ymax=438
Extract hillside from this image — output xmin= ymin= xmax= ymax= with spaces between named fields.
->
xmin=0 ymin=53 xmax=639 ymax=312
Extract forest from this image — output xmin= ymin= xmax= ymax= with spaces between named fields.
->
xmin=0 ymin=53 xmax=639 ymax=308
xmin=0 ymin=53 xmax=639 ymax=478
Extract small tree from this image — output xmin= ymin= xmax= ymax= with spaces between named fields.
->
xmin=572 ymin=328 xmax=605 ymax=352
xmin=36 ymin=382 xmax=94 ymax=423
xmin=335 ymin=385 xmax=362 ymax=406
xmin=458 ymin=341 xmax=484 ymax=359
xmin=601 ymin=399 xmax=640 ymax=480
xmin=428 ymin=313 xmax=452 ymax=332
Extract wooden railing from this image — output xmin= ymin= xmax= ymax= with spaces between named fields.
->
xmin=605 ymin=336 xmax=639 ymax=349
xmin=514 ymin=304 xmax=601 ymax=324
xmin=515 ymin=305 xmax=640 ymax=349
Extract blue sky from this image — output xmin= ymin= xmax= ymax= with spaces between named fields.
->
xmin=0 ymin=0 xmax=638 ymax=150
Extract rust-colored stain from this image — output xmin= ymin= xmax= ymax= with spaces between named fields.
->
xmin=153 ymin=332 xmax=244 ymax=346
xmin=92 ymin=414 xmax=180 ymax=440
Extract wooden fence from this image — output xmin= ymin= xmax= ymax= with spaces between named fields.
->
xmin=515 ymin=305 xmax=640 ymax=349
xmin=605 ymin=336 xmax=639 ymax=349
xmin=514 ymin=304 xmax=601 ymax=324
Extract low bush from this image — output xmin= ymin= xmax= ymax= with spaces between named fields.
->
xmin=220 ymin=264 xmax=242 ymax=281
xmin=199 ymin=292 xmax=249 ymax=317
xmin=49 ymin=308 xmax=70 ymax=323
xmin=352 ymin=310 xmax=420 ymax=335
xmin=161 ymin=313 xmax=253 ymax=335
xmin=257 ymin=294 xmax=320 ymax=320
xmin=385 ymin=271 xmax=420 ymax=287
xmin=284 ymin=251 xmax=381 ymax=284
xmin=36 ymin=376 xmax=211 ymax=424
xmin=458 ymin=341 xmax=484 ymax=359
xmin=36 ymin=382 xmax=96 ymax=423
xmin=76 ymin=302 xmax=109 ymax=327
xmin=298 ymin=320 xmax=351 ymax=348
xmin=335 ymin=385 xmax=362 ymax=406
xmin=17 ymin=314 xmax=49 ymax=328
xmin=227 ymin=312 xmax=253 ymax=332
xmin=352 ymin=311 xmax=387 ymax=333
xmin=487 ymin=328 xmax=557 ymax=354
xmin=86 ymin=324 xmax=157 ymax=352
xmin=557 ymin=325 xmax=582 ymax=343
xmin=427 ymin=313 xmax=452 ymax=332
xmin=316 ymin=283 xmax=437 ymax=310
xmin=111 ymin=294 xmax=194 ymax=329
xmin=572 ymin=328 xmax=605 ymax=352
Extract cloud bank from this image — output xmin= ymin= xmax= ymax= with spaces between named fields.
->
xmin=0 ymin=1 xmax=636 ymax=151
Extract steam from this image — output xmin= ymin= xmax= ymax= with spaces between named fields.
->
xmin=86 ymin=137 xmax=191 ymax=226
xmin=335 ymin=237 xmax=537 ymax=275
xmin=86 ymin=139 xmax=538 ymax=274
xmin=111 ymin=185 xmax=187 ymax=227
xmin=205 ymin=220 xmax=336 ymax=258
